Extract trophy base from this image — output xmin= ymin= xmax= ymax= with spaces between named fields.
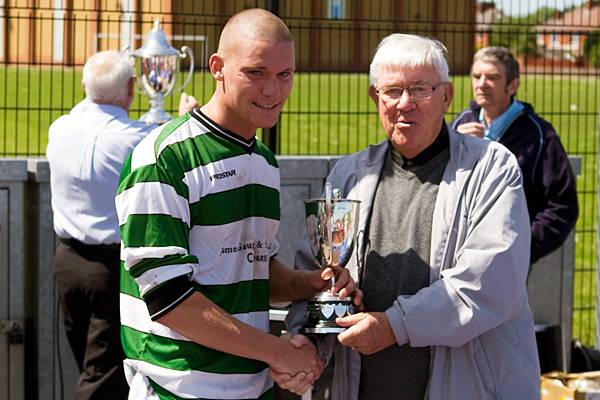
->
xmin=303 ymin=325 xmax=346 ymax=334
xmin=302 ymin=291 xmax=354 ymax=335
xmin=140 ymin=109 xmax=173 ymax=125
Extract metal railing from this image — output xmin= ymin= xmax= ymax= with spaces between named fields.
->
xmin=1 ymin=0 xmax=599 ymax=346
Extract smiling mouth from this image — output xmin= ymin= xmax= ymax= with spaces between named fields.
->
xmin=396 ymin=120 xmax=416 ymax=126
xmin=253 ymin=102 xmax=279 ymax=109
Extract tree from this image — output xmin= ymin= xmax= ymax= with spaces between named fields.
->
xmin=583 ymin=30 xmax=600 ymax=68
xmin=488 ymin=7 xmax=558 ymax=56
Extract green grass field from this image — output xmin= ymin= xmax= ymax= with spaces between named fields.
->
xmin=2 ymin=65 xmax=599 ymax=343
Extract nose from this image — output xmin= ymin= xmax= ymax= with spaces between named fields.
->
xmin=476 ymin=75 xmax=487 ymax=87
xmin=262 ymin=78 xmax=280 ymax=97
xmin=396 ymin=89 xmax=415 ymax=111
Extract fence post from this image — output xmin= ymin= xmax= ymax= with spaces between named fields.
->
xmin=0 ymin=159 xmax=28 ymax=400
xmin=262 ymin=0 xmax=281 ymax=154
xmin=596 ymin=115 xmax=600 ymax=349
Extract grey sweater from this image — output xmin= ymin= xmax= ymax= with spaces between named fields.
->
xmin=359 ymin=146 xmax=449 ymax=400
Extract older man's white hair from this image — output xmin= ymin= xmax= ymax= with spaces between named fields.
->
xmin=369 ymin=33 xmax=449 ymax=86
xmin=82 ymin=50 xmax=134 ymax=106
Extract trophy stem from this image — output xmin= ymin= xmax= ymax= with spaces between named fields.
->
xmin=140 ymin=94 xmax=172 ymax=125
xmin=148 ymin=96 xmax=165 ymax=118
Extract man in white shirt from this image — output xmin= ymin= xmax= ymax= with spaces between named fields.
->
xmin=46 ymin=50 xmax=197 ymax=399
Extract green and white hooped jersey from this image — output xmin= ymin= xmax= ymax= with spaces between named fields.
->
xmin=116 ymin=108 xmax=280 ymax=399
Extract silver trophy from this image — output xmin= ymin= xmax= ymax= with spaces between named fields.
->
xmin=303 ymin=184 xmax=360 ymax=334
xmin=130 ymin=20 xmax=194 ymax=125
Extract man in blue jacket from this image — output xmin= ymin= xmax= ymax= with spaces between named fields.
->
xmin=452 ymin=46 xmax=578 ymax=265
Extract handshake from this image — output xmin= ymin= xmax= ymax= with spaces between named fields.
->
xmin=269 ymin=333 xmax=325 ymax=395
xmin=267 ymin=265 xmax=367 ymax=396
xmin=269 ymin=309 xmax=397 ymax=396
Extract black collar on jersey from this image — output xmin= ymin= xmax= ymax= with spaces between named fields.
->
xmin=391 ymin=124 xmax=449 ymax=170
xmin=191 ymin=108 xmax=256 ymax=154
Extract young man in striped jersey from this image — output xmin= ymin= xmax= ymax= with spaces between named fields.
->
xmin=116 ymin=8 xmax=361 ymax=399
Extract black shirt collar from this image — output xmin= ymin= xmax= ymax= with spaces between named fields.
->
xmin=391 ymin=124 xmax=449 ymax=170
xmin=191 ymin=108 xmax=256 ymax=153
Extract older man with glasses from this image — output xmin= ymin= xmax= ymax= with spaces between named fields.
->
xmin=285 ymin=33 xmax=540 ymax=400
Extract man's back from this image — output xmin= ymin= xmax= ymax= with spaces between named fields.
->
xmin=47 ymin=100 xmax=152 ymax=244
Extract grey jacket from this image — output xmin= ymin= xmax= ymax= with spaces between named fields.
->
xmin=288 ymin=128 xmax=540 ymax=399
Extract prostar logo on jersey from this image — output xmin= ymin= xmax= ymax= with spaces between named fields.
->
xmin=209 ymin=169 xmax=237 ymax=182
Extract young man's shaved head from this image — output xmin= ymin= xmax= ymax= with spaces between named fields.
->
xmin=218 ymin=8 xmax=293 ymax=56
xmin=202 ymin=8 xmax=295 ymax=139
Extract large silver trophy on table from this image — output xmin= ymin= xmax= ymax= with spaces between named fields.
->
xmin=130 ymin=20 xmax=194 ymax=125
xmin=303 ymin=184 xmax=361 ymax=334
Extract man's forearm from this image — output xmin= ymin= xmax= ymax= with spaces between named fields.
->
xmin=157 ymin=290 xmax=323 ymax=377
xmin=530 ymin=198 xmax=578 ymax=263
xmin=269 ymin=259 xmax=320 ymax=303
xmin=158 ymin=291 xmax=283 ymax=365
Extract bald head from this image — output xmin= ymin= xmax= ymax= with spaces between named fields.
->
xmin=202 ymin=8 xmax=295 ymax=138
xmin=218 ymin=9 xmax=293 ymax=56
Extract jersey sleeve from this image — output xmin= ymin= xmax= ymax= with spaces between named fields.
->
xmin=116 ymin=154 xmax=197 ymax=320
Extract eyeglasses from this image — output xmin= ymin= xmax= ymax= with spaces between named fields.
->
xmin=376 ymin=82 xmax=447 ymax=103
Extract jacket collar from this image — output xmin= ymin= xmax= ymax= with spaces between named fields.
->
xmin=468 ymin=100 xmax=534 ymax=124
xmin=348 ymin=125 xmax=482 ymax=283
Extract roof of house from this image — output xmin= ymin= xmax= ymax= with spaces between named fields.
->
xmin=535 ymin=1 xmax=600 ymax=32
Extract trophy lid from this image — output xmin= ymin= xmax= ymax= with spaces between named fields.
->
xmin=132 ymin=20 xmax=180 ymax=58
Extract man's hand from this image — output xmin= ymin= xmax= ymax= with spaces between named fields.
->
xmin=178 ymin=92 xmax=199 ymax=115
xmin=306 ymin=267 xmax=364 ymax=309
xmin=269 ymin=334 xmax=323 ymax=390
xmin=456 ymin=121 xmax=485 ymax=138
xmin=336 ymin=312 xmax=396 ymax=355
xmin=270 ymin=334 xmax=319 ymax=395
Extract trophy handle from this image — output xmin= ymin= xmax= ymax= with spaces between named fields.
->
xmin=177 ymin=45 xmax=195 ymax=92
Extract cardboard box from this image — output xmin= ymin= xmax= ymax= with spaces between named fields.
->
xmin=541 ymin=372 xmax=600 ymax=400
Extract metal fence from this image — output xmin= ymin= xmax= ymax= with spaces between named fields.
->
xmin=1 ymin=0 xmax=599 ymax=345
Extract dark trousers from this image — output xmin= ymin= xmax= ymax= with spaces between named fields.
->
xmin=53 ymin=240 xmax=129 ymax=400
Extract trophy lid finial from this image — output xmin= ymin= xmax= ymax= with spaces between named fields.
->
xmin=132 ymin=19 xmax=180 ymax=58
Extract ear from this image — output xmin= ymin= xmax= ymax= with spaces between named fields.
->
xmin=368 ymin=84 xmax=378 ymax=108
xmin=209 ymin=53 xmax=224 ymax=81
xmin=507 ymin=78 xmax=520 ymax=97
xmin=127 ymin=77 xmax=135 ymax=99
xmin=442 ymin=82 xmax=454 ymax=113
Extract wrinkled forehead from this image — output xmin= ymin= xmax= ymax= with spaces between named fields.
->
xmin=375 ymin=63 xmax=443 ymax=87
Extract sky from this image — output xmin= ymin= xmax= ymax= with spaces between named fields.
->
xmin=494 ymin=0 xmax=586 ymax=16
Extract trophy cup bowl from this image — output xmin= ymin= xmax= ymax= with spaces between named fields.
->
xmin=130 ymin=20 xmax=194 ymax=125
xmin=139 ymin=55 xmax=178 ymax=98
xmin=303 ymin=197 xmax=361 ymax=334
